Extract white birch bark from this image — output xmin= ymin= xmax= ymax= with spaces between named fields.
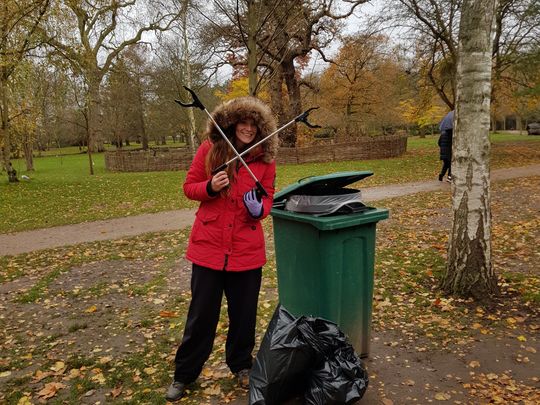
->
xmin=442 ymin=0 xmax=500 ymax=298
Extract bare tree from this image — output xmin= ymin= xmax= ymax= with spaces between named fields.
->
xmin=387 ymin=0 xmax=539 ymax=113
xmin=441 ymin=0 xmax=499 ymax=299
xmin=201 ymin=0 xmax=369 ymax=146
xmin=41 ymin=0 xmax=179 ymax=174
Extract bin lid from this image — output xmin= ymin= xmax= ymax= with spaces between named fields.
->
xmin=271 ymin=206 xmax=389 ymax=230
xmin=274 ymin=171 xmax=373 ymax=203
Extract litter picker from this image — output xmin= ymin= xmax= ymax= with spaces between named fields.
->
xmin=175 ymin=86 xmax=320 ymax=197
xmin=210 ymin=107 xmax=320 ymax=175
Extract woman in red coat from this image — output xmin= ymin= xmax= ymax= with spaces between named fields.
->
xmin=166 ymin=97 xmax=277 ymax=402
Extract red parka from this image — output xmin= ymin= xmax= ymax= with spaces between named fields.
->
xmin=183 ymin=97 xmax=277 ymax=271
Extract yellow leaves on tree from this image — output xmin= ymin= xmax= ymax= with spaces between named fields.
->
xmin=215 ymin=76 xmax=269 ymax=102
xmin=318 ymin=34 xmax=407 ymax=137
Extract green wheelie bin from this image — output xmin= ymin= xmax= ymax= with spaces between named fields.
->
xmin=270 ymin=171 xmax=389 ymax=358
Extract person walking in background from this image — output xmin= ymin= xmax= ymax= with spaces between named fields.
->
xmin=438 ymin=110 xmax=454 ymax=182
xmin=165 ymin=97 xmax=277 ymax=402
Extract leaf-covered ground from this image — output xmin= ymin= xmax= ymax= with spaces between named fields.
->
xmin=0 ymin=176 xmax=538 ymax=404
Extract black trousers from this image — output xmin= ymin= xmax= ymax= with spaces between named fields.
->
xmin=174 ymin=264 xmax=262 ymax=383
xmin=440 ymin=158 xmax=451 ymax=177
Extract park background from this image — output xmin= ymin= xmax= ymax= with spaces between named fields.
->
xmin=1 ymin=0 xmax=539 ymax=404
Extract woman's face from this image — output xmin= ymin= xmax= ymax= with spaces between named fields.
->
xmin=235 ymin=119 xmax=257 ymax=146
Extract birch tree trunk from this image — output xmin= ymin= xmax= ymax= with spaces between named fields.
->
xmin=441 ymin=0 xmax=499 ymax=299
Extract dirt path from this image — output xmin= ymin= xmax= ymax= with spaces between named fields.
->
xmin=1 ymin=164 xmax=538 ymax=256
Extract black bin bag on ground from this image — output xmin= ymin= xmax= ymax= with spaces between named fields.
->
xmin=249 ymin=304 xmax=368 ymax=405
xmin=249 ymin=305 xmax=317 ymax=405
xmin=305 ymin=345 xmax=368 ymax=405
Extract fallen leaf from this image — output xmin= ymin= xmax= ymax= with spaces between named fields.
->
xmin=33 ymin=370 xmax=53 ymax=382
xmin=111 ymin=386 xmax=123 ymax=398
xmin=143 ymin=367 xmax=156 ymax=375
xmin=17 ymin=397 xmax=32 ymax=405
xmin=517 ymin=335 xmax=527 ymax=342
xmin=0 ymin=371 xmax=11 ymax=378
xmin=159 ymin=310 xmax=177 ymax=318
xmin=84 ymin=305 xmax=97 ymax=313
xmin=469 ymin=360 xmax=480 ymax=368
xmin=50 ymin=361 xmax=66 ymax=373
xmin=84 ymin=389 xmax=95 ymax=397
xmin=434 ymin=392 xmax=451 ymax=400
xmin=90 ymin=372 xmax=106 ymax=384
xmin=402 ymin=379 xmax=415 ymax=386
xmin=99 ymin=356 xmax=113 ymax=364
xmin=203 ymin=384 xmax=221 ymax=395
xmin=37 ymin=382 xmax=66 ymax=399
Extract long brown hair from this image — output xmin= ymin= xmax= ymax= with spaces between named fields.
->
xmin=205 ymin=125 xmax=262 ymax=187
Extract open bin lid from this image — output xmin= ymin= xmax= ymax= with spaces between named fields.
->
xmin=273 ymin=171 xmax=373 ymax=203
xmin=272 ymin=171 xmax=388 ymax=230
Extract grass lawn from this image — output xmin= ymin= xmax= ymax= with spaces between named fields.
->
xmin=1 ymin=132 xmax=539 ymax=233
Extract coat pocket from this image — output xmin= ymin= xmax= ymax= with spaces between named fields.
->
xmin=191 ymin=211 xmax=221 ymax=244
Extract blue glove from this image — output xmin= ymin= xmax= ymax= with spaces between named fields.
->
xmin=243 ymin=188 xmax=263 ymax=218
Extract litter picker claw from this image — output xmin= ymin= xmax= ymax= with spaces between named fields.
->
xmin=175 ymin=86 xmax=321 ymax=196
xmin=175 ymin=86 xmax=268 ymax=197
xmin=210 ymin=107 xmax=320 ymax=175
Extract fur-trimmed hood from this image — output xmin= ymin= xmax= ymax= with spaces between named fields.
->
xmin=203 ymin=97 xmax=278 ymax=162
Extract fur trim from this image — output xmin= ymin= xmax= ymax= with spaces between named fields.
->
xmin=203 ymin=97 xmax=278 ymax=162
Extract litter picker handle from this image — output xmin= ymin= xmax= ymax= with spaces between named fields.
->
xmin=174 ymin=86 xmax=205 ymax=110
xmin=295 ymin=107 xmax=321 ymax=128
xmin=210 ymin=166 xmax=267 ymax=197
xmin=211 ymin=163 xmax=227 ymax=175
xmin=255 ymin=181 xmax=268 ymax=198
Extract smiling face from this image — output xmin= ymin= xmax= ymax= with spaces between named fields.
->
xmin=235 ymin=118 xmax=258 ymax=146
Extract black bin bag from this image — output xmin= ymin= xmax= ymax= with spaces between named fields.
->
xmin=305 ymin=345 xmax=368 ymax=405
xmin=249 ymin=304 xmax=368 ymax=405
xmin=249 ymin=305 xmax=317 ymax=405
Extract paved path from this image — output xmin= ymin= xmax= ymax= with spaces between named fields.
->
xmin=1 ymin=164 xmax=538 ymax=256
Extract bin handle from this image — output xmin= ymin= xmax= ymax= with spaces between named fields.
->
xmin=297 ymin=175 xmax=313 ymax=183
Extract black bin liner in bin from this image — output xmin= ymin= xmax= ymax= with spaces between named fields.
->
xmin=249 ymin=305 xmax=368 ymax=405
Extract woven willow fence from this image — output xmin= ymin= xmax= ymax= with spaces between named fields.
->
xmin=104 ymin=135 xmax=407 ymax=172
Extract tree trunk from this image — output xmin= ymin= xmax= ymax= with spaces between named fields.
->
xmin=247 ymin=0 xmax=258 ymax=96
xmin=0 ymin=71 xmax=18 ymax=182
xmin=87 ymin=75 xmax=104 ymax=155
xmin=23 ymin=136 xmax=34 ymax=171
xmin=181 ymin=0 xmax=199 ymax=156
xmin=441 ymin=0 xmax=499 ymax=300
xmin=136 ymin=76 xmax=148 ymax=150
xmin=269 ymin=66 xmax=286 ymax=139
xmin=345 ymin=97 xmax=353 ymax=137
xmin=280 ymin=58 xmax=302 ymax=147
xmin=1 ymin=72 xmax=12 ymax=179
